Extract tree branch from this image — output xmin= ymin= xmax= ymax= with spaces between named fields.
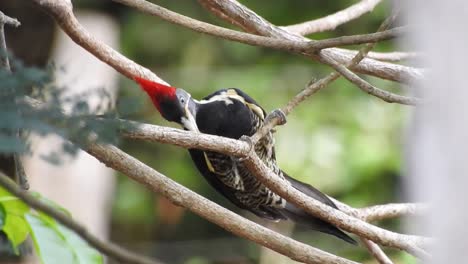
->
xmin=344 ymin=50 xmax=420 ymax=62
xmin=27 ymin=0 xmax=429 ymax=261
xmin=24 ymin=93 xmax=429 ymax=261
xmin=0 ymin=11 xmax=20 ymax=69
xmin=318 ymin=53 xmax=420 ymax=105
xmin=360 ymin=239 xmax=394 ymax=264
xmin=307 ymin=27 xmax=405 ymax=51
xmin=250 ymin=13 xmax=417 ymax=146
xmin=356 ymin=203 xmax=428 ymax=223
xmin=30 ymin=0 xmax=165 ymax=84
xmin=85 ymin=144 xmax=357 ymax=264
xmin=196 ymin=0 xmax=422 ymax=83
xmin=116 ymin=120 xmax=431 ymax=257
xmin=0 ymin=11 xmax=29 ymax=190
xmin=281 ymin=0 xmax=383 ymax=35
xmin=0 ymin=173 xmax=164 ymax=264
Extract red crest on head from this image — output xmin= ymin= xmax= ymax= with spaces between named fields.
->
xmin=134 ymin=77 xmax=176 ymax=112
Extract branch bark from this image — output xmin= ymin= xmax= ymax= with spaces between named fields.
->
xmin=30 ymin=0 xmax=165 ymax=84
xmin=24 ymin=91 xmax=430 ymax=261
xmin=27 ymin=0 xmax=430 ymax=262
xmin=281 ymin=0 xmax=383 ymax=35
xmin=196 ymin=0 xmax=422 ymax=83
xmin=117 ymin=120 xmax=431 ymax=257
xmin=85 ymin=144 xmax=357 ymax=264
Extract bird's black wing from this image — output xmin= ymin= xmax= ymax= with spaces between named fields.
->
xmin=190 ymin=88 xmax=285 ymax=220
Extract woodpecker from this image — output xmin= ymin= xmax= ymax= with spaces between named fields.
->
xmin=135 ymin=77 xmax=356 ymax=244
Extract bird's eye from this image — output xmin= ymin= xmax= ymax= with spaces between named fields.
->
xmin=180 ymin=98 xmax=185 ymax=104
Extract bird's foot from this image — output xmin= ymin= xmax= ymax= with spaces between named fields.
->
xmin=238 ymin=135 xmax=254 ymax=161
xmin=266 ymin=109 xmax=287 ymax=126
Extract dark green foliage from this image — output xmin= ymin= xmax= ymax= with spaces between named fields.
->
xmin=0 ymin=184 xmax=103 ymax=264
xmin=0 ymin=57 xmax=123 ymax=163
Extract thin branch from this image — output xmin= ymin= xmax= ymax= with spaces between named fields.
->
xmin=361 ymin=239 xmax=394 ymax=264
xmin=197 ymin=0 xmax=246 ymax=30
xmin=0 ymin=173 xmax=163 ymax=264
xmin=312 ymin=10 xmax=420 ymax=105
xmin=281 ymin=0 xmax=383 ymax=35
xmin=0 ymin=11 xmax=21 ymax=27
xmin=196 ymin=0 xmax=422 ymax=83
xmin=0 ymin=11 xmax=29 ymax=190
xmin=356 ymin=203 xmax=428 ymax=223
xmin=0 ymin=11 xmax=20 ymax=71
xmin=341 ymin=50 xmax=421 ymax=62
xmin=307 ymin=27 xmax=405 ymax=51
xmin=319 ymin=53 xmax=421 ymax=105
xmin=251 ymin=13 xmax=413 ymax=144
xmin=30 ymin=0 xmax=165 ymax=84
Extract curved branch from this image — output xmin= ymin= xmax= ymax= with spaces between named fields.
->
xmin=24 ymin=94 xmax=430 ymax=260
xmin=242 ymin=153 xmax=431 ymax=258
xmin=307 ymin=27 xmax=405 ymax=51
xmin=319 ymin=52 xmax=421 ymax=105
xmin=30 ymin=0 xmax=165 ymax=84
xmin=361 ymin=239 xmax=393 ymax=264
xmin=281 ymin=0 xmax=383 ymax=35
xmin=343 ymin=50 xmax=421 ymax=62
xmin=0 ymin=173 xmax=163 ymax=264
xmin=357 ymin=203 xmax=428 ymax=223
xmin=85 ymin=144 xmax=357 ymax=264
xmin=196 ymin=0 xmax=422 ymax=83
xmin=24 ymin=97 xmax=358 ymax=263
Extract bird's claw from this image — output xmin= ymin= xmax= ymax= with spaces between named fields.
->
xmin=239 ymin=135 xmax=254 ymax=161
xmin=266 ymin=109 xmax=287 ymax=126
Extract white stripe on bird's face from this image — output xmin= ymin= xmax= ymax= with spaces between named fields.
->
xmin=181 ymin=93 xmax=199 ymax=132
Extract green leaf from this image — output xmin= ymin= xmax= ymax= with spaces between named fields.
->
xmin=0 ymin=186 xmax=30 ymax=250
xmin=3 ymin=214 xmax=29 ymax=252
xmin=0 ymin=186 xmax=29 ymax=215
xmin=26 ymin=214 xmax=103 ymax=264
xmin=0 ymin=204 xmax=5 ymax=229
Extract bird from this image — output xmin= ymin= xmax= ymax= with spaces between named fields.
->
xmin=135 ymin=77 xmax=356 ymax=244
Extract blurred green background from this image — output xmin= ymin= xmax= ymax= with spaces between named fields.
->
xmin=2 ymin=0 xmax=414 ymax=263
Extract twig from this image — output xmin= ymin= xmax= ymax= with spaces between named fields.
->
xmin=0 ymin=11 xmax=29 ymax=190
xmin=0 ymin=11 xmax=20 ymax=71
xmin=361 ymin=238 xmax=394 ymax=264
xmin=196 ymin=0 xmax=422 ymax=83
xmin=343 ymin=50 xmax=420 ymax=62
xmin=319 ymin=53 xmax=421 ymax=105
xmin=251 ymin=14 xmax=415 ymax=145
xmin=307 ymin=27 xmax=405 ymax=51
xmin=357 ymin=203 xmax=428 ymax=223
xmin=0 ymin=11 xmax=21 ymax=27
xmin=30 ymin=0 xmax=165 ymax=84
xmin=281 ymin=0 xmax=383 ymax=35
xmin=0 ymin=173 xmax=164 ymax=264
xmin=197 ymin=0 xmax=246 ymax=30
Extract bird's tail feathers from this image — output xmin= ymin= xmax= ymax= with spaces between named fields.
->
xmin=281 ymin=170 xmax=357 ymax=244
xmin=281 ymin=203 xmax=357 ymax=245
